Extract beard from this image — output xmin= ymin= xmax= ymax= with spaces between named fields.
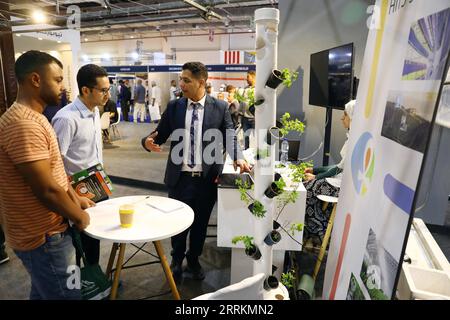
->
xmin=41 ymin=90 xmax=61 ymax=107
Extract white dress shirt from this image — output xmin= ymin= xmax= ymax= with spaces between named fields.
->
xmin=52 ymin=97 xmax=103 ymax=175
xmin=181 ymin=95 xmax=206 ymax=172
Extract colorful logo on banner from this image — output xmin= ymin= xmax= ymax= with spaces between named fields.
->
xmin=351 ymin=132 xmax=375 ymax=195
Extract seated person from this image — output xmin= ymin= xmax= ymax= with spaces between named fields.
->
xmin=303 ymin=99 xmax=355 ymax=243
xmin=103 ymin=98 xmax=118 ymax=124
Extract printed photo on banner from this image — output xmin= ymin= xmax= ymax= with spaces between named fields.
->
xmin=402 ymin=7 xmax=450 ymax=81
xmin=381 ymin=91 xmax=436 ymax=153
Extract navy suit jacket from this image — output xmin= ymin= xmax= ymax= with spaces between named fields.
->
xmin=142 ymin=96 xmax=243 ymax=188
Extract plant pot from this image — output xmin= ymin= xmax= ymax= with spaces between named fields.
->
xmin=245 ymin=245 xmax=261 ymax=260
xmin=247 ymin=201 xmax=266 ymax=218
xmin=273 ymin=220 xmax=281 ymax=230
xmin=255 ymin=98 xmax=265 ymax=106
xmin=264 ymin=230 xmax=282 ymax=246
xmin=248 ymin=104 xmax=255 ymax=116
xmin=297 ymin=274 xmax=315 ymax=300
xmin=265 ymin=126 xmax=283 ymax=145
xmin=264 ymin=182 xmax=283 ymax=199
xmin=274 ymin=173 xmax=282 ymax=181
xmin=263 ymin=275 xmax=279 ymax=291
xmin=265 ymin=69 xmax=284 ymax=89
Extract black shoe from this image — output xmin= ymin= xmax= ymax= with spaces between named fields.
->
xmin=170 ymin=260 xmax=183 ymax=283
xmin=0 ymin=249 xmax=9 ymax=265
xmin=184 ymin=258 xmax=205 ymax=280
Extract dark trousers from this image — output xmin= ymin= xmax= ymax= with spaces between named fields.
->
xmin=241 ymin=117 xmax=255 ymax=149
xmin=168 ymin=175 xmax=217 ymax=264
xmin=121 ymin=100 xmax=129 ymax=121
xmin=0 ymin=225 xmax=5 ymax=251
xmin=75 ymin=232 xmax=100 ymax=266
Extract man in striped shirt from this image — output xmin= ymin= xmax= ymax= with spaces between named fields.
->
xmin=0 ymin=51 xmax=90 ymax=299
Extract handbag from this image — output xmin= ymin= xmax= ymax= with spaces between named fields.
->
xmin=71 ymin=228 xmax=112 ymax=300
xmin=149 ymin=104 xmax=161 ymax=121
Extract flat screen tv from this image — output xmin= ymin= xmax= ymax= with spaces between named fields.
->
xmin=309 ymin=43 xmax=354 ymax=109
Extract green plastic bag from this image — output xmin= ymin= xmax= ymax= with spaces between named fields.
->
xmin=71 ymin=229 xmax=112 ymax=300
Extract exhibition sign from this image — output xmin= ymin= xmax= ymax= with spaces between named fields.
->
xmin=323 ymin=0 xmax=450 ymax=300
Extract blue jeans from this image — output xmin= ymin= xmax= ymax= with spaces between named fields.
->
xmin=14 ymin=229 xmax=81 ymax=300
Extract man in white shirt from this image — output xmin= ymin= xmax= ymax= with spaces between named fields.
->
xmin=52 ymin=63 xmax=109 ymax=266
xmin=150 ymin=80 xmax=162 ymax=123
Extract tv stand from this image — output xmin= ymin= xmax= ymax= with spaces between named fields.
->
xmin=323 ymin=107 xmax=332 ymax=166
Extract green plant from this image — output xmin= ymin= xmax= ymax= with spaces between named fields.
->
xmin=235 ymin=87 xmax=256 ymax=107
xmin=250 ymin=200 xmax=267 ymax=218
xmin=273 ymin=178 xmax=286 ymax=191
xmin=235 ymin=179 xmax=266 ymax=218
xmin=279 ymin=112 xmax=305 ymax=137
xmin=232 ymin=235 xmax=254 ymax=250
xmin=235 ymin=178 xmax=253 ymax=205
xmin=288 ymin=160 xmax=313 ymax=183
xmin=275 ymin=163 xmax=286 ymax=168
xmin=281 ymin=270 xmax=296 ymax=289
xmin=281 ymin=68 xmax=299 ymax=88
xmin=289 ymin=223 xmax=304 ymax=236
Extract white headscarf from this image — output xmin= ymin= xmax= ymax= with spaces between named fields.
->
xmin=337 ymin=99 xmax=356 ymax=170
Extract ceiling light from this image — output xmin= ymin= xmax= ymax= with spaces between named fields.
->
xmin=16 ymin=34 xmax=21 ymax=37
xmin=248 ymin=29 xmax=253 ymax=32
xmin=131 ymin=52 xmax=139 ymax=60
xmin=102 ymin=53 xmax=111 ymax=60
xmin=84 ymin=38 xmax=88 ymax=41
xmin=82 ymin=55 xmax=89 ymax=62
xmin=32 ymin=10 xmax=47 ymax=24
xmin=130 ymin=36 xmax=134 ymax=39
xmin=38 ymin=37 xmax=43 ymax=40
xmin=57 ymin=41 xmax=61 ymax=43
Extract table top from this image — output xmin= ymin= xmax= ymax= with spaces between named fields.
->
xmin=84 ymin=195 xmax=194 ymax=243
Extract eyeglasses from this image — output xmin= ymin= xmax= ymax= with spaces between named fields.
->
xmin=91 ymin=86 xmax=111 ymax=95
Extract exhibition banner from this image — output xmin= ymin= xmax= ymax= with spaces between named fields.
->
xmin=323 ymin=0 xmax=450 ymax=300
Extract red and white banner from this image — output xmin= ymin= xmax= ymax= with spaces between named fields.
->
xmin=221 ymin=51 xmax=244 ymax=64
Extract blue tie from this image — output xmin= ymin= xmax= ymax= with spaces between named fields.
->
xmin=188 ymin=102 xmax=199 ymax=168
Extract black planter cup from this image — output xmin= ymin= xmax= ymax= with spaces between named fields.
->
xmin=264 ymin=230 xmax=282 ymax=246
xmin=266 ymin=126 xmax=282 ymax=145
xmin=264 ymin=182 xmax=283 ymax=199
xmin=273 ymin=220 xmax=281 ymax=230
xmin=255 ymin=98 xmax=265 ymax=106
xmin=245 ymin=245 xmax=262 ymax=260
xmin=274 ymin=173 xmax=282 ymax=181
xmin=265 ymin=69 xmax=284 ymax=89
xmin=264 ymin=275 xmax=279 ymax=291
xmin=248 ymin=104 xmax=255 ymax=116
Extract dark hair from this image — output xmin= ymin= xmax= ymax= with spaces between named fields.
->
xmin=77 ymin=64 xmax=108 ymax=96
xmin=15 ymin=50 xmax=63 ymax=84
xmin=182 ymin=62 xmax=208 ymax=81
xmin=247 ymin=70 xmax=256 ymax=77
xmin=226 ymin=85 xmax=235 ymax=93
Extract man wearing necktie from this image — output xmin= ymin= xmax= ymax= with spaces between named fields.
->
xmin=142 ymin=62 xmax=251 ymax=282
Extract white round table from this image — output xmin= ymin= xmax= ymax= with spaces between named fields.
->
xmin=84 ymin=195 xmax=194 ymax=300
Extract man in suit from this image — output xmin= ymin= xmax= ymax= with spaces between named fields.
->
xmin=142 ymin=62 xmax=250 ymax=282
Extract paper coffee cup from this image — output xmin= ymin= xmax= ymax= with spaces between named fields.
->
xmin=119 ymin=204 xmax=134 ymax=228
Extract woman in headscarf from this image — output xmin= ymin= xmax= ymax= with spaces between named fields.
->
xmin=303 ymin=99 xmax=355 ymax=244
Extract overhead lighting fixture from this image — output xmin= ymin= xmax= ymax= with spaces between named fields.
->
xmin=57 ymin=41 xmax=61 ymax=43
xmin=16 ymin=34 xmax=21 ymax=37
xmin=131 ymin=52 xmax=139 ymax=60
xmin=130 ymin=36 xmax=134 ymax=39
xmin=182 ymin=0 xmax=224 ymax=20
xmin=32 ymin=10 xmax=47 ymax=24
xmin=38 ymin=37 xmax=43 ymax=40
xmin=84 ymin=38 xmax=88 ymax=41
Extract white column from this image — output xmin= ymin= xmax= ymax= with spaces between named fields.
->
xmin=253 ymin=8 xmax=279 ymax=276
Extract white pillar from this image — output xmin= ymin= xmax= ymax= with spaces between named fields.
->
xmin=253 ymin=8 xmax=279 ymax=276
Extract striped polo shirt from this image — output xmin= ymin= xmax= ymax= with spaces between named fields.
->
xmin=0 ymin=102 xmax=69 ymax=251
